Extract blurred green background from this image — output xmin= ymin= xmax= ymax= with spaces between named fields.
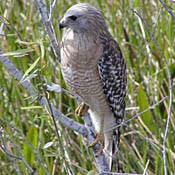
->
xmin=0 ymin=0 xmax=175 ymax=174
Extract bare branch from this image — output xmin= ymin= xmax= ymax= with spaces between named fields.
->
xmin=34 ymin=0 xmax=60 ymax=62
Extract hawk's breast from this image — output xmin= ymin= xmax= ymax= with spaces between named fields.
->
xmin=60 ymin=29 xmax=109 ymax=111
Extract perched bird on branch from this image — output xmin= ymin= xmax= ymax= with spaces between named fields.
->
xmin=59 ymin=3 xmax=127 ymax=170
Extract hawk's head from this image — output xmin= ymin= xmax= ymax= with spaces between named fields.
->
xmin=59 ymin=3 xmax=106 ymax=33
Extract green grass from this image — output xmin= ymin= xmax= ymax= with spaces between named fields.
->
xmin=0 ymin=0 xmax=175 ymax=174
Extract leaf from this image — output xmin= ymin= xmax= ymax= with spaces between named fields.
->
xmin=39 ymin=39 xmax=45 ymax=59
xmin=15 ymin=40 xmax=36 ymax=45
xmin=20 ymin=69 xmax=38 ymax=82
xmin=46 ymin=83 xmax=62 ymax=92
xmin=87 ymin=170 xmax=95 ymax=175
xmin=43 ymin=141 xmax=54 ymax=149
xmin=0 ymin=48 xmax=34 ymax=57
xmin=21 ymin=106 xmax=42 ymax=110
xmin=137 ymin=84 xmax=155 ymax=132
xmin=20 ymin=57 xmax=40 ymax=82
xmin=23 ymin=126 xmax=38 ymax=167
xmin=134 ymin=0 xmax=139 ymax=7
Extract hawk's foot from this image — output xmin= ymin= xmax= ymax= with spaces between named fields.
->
xmin=75 ymin=103 xmax=89 ymax=117
xmin=90 ymin=131 xmax=105 ymax=156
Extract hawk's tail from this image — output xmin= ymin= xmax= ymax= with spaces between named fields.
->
xmin=104 ymin=128 xmax=120 ymax=171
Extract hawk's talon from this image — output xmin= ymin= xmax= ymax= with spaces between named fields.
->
xmin=96 ymin=146 xmax=103 ymax=156
xmin=89 ymin=131 xmax=105 ymax=156
xmin=75 ymin=103 xmax=89 ymax=117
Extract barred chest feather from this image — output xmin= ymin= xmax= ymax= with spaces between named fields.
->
xmin=61 ymin=29 xmax=103 ymax=67
xmin=60 ymin=29 xmax=109 ymax=112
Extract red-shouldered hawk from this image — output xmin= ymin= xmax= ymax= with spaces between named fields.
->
xmin=59 ymin=3 xmax=126 ymax=170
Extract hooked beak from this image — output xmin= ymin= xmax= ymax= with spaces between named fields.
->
xmin=59 ymin=19 xmax=67 ymax=30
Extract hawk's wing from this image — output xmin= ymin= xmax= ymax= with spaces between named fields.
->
xmin=98 ymin=38 xmax=127 ymax=123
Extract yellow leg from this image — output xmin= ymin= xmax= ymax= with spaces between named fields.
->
xmin=90 ymin=130 xmax=105 ymax=156
xmin=75 ymin=103 xmax=89 ymax=117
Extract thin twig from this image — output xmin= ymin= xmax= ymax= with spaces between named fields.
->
xmin=0 ymin=16 xmax=33 ymax=63
xmin=0 ymin=145 xmax=22 ymax=160
xmin=48 ymin=0 xmax=57 ymax=22
xmin=124 ymin=124 xmax=161 ymax=152
xmin=43 ymin=85 xmax=70 ymax=174
xmin=143 ymin=159 xmax=149 ymax=175
xmin=43 ymin=85 xmax=63 ymax=148
xmin=0 ymin=125 xmax=22 ymax=175
xmin=46 ymin=83 xmax=75 ymax=96
xmin=35 ymin=0 xmax=60 ymax=61
xmin=159 ymin=0 xmax=175 ymax=18
xmin=133 ymin=10 xmax=172 ymax=175
xmin=0 ymin=117 xmax=49 ymax=174
xmin=0 ymin=121 xmax=39 ymax=174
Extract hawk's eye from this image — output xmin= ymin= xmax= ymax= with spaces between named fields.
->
xmin=68 ymin=15 xmax=77 ymax=21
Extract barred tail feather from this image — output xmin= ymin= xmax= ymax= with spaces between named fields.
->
xmin=88 ymin=110 xmax=120 ymax=170
xmin=104 ymin=131 xmax=113 ymax=170
xmin=104 ymin=129 xmax=120 ymax=171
